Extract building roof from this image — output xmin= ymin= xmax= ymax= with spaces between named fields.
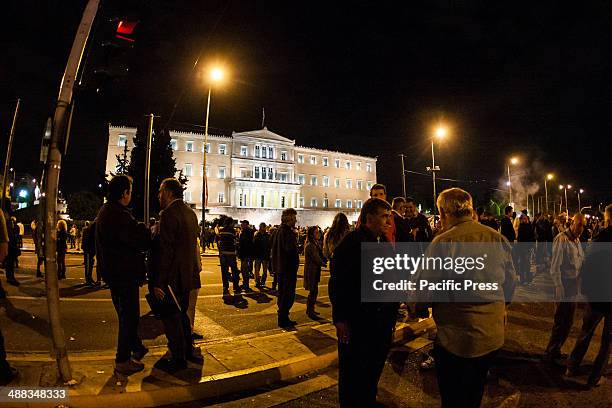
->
xmin=232 ymin=127 xmax=295 ymax=144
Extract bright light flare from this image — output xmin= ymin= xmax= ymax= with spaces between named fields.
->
xmin=547 ymin=174 xmax=554 ymax=180
xmin=579 ymin=189 xmax=584 ymax=194
xmin=434 ymin=126 xmax=448 ymax=139
xmin=559 ymin=185 xmax=564 ymax=190
xmin=510 ymin=157 xmax=519 ymax=165
xmin=210 ymin=68 xmax=224 ymax=82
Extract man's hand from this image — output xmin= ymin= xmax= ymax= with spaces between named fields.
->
xmin=554 ymin=285 xmax=564 ymax=301
xmin=153 ymin=287 xmax=165 ymax=300
xmin=334 ymin=321 xmax=350 ymax=344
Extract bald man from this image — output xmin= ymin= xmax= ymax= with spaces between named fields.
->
xmin=543 ymin=213 xmax=586 ymax=365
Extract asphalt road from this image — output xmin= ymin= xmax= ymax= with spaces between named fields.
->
xmin=0 ymin=250 xmax=332 ymax=353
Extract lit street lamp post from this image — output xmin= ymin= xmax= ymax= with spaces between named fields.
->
xmin=201 ymin=67 xmax=225 ymax=228
xmin=545 ymin=173 xmax=553 ymax=214
xmin=427 ymin=125 xmax=446 ymax=213
xmin=507 ymin=157 xmax=518 ymax=205
xmin=559 ymin=184 xmax=571 ymax=216
xmin=577 ymin=188 xmax=584 ymax=213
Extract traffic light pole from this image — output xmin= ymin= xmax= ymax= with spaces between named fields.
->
xmin=1 ymin=99 xmax=20 ymax=212
xmin=42 ymin=0 xmax=99 ymax=384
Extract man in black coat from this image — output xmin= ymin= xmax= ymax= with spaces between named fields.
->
xmin=95 ymin=175 xmax=150 ymax=375
xmin=271 ymin=208 xmax=300 ymax=327
xmin=500 ymin=205 xmax=516 ymax=243
xmin=81 ymin=220 xmax=97 ymax=286
xmin=329 ymin=198 xmax=398 ymax=407
xmin=238 ymin=220 xmax=255 ymax=292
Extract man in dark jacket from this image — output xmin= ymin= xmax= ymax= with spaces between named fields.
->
xmin=81 ymin=221 xmax=97 ymax=286
xmin=152 ymin=178 xmax=203 ymax=373
xmin=271 ymin=208 xmax=300 ymax=327
xmin=218 ymin=217 xmax=241 ymax=295
xmin=253 ymin=222 xmax=271 ymax=288
xmin=238 ymin=220 xmax=255 ymax=292
xmin=500 ymin=205 xmax=516 ymax=243
xmin=95 ymin=175 xmax=150 ymax=375
xmin=329 ymin=198 xmax=398 ymax=407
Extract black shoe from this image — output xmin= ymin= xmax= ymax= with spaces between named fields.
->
xmin=85 ymin=281 xmax=96 ymax=287
xmin=154 ymin=358 xmax=187 ymax=374
xmin=132 ymin=347 xmax=149 ymax=361
xmin=115 ymin=359 xmax=145 ymax=375
xmin=7 ymin=279 xmax=19 ymax=287
xmin=192 ymin=332 xmax=204 ymax=340
xmin=187 ymin=347 xmax=204 ymax=364
xmin=243 ymin=286 xmax=254 ymax=293
xmin=278 ymin=318 xmax=297 ymax=328
xmin=222 ymin=289 xmax=230 ymax=296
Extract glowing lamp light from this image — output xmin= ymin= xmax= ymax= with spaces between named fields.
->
xmin=510 ymin=157 xmax=519 ymax=165
xmin=547 ymin=174 xmax=554 ymax=180
xmin=210 ymin=68 xmax=224 ymax=82
xmin=506 ymin=181 xmax=511 ymax=186
xmin=559 ymin=185 xmax=564 ymax=190
xmin=567 ymin=185 xmax=572 ymax=190
xmin=18 ymin=190 xmax=27 ymax=198
xmin=579 ymin=189 xmax=584 ymax=194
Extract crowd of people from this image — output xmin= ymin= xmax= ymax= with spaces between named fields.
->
xmin=0 ymin=175 xmax=609 ymax=408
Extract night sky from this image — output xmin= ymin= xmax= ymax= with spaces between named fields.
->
xmin=2 ymin=1 xmax=611 ymax=210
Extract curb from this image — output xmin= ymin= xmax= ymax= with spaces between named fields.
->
xmin=1 ymin=320 xmax=433 ymax=408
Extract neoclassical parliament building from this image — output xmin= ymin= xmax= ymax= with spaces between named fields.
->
xmin=105 ymin=125 xmax=377 ymax=226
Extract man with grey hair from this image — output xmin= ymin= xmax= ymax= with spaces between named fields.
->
xmin=417 ymin=188 xmax=516 ymax=407
xmin=271 ymin=208 xmax=300 ymax=327
xmin=543 ymin=212 xmax=586 ymax=365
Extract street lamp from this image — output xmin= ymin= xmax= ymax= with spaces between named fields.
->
xmin=201 ymin=66 xmax=226 ymax=228
xmin=507 ymin=157 xmax=519 ymax=205
xmin=427 ymin=125 xmax=447 ymax=213
xmin=577 ymin=188 xmax=584 ymax=213
xmin=545 ymin=173 xmax=553 ymax=213
xmin=559 ymin=184 xmax=571 ymax=216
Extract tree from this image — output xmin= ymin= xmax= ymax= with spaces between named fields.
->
xmin=67 ymin=191 xmax=103 ymax=221
xmin=127 ymin=119 xmax=187 ymax=220
xmin=115 ymin=142 xmax=130 ymax=174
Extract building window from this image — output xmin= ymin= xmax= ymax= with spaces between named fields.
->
xmin=367 ymin=181 xmax=373 ymax=190
xmin=219 ymin=144 xmax=227 ymax=155
xmin=335 ymin=199 xmax=342 ymax=208
xmin=357 ymin=180 xmax=363 ymax=190
xmin=322 ymin=157 xmax=329 ymax=167
xmin=268 ymin=146 xmax=274 ymax=158
xmin=281 ymin=196 xmax=286 ymax=208
xmin=345 ymin=160 xmax=351 ymax=170
xmin=335 ymin=178 xmax=340 ymax=188
xmin=260 ymin=195 xmax=265 ymax=208
xmin=366 ymin=163 xmax=372 ymax=172
xmin=239 ymin=194 xmax=246 ymax=207
xmin=280 ymin=173 xmax=288 ymax=182
xmin=311 ymin=198 xmax=318 ymax=207
xmin=323 ymin=198 xmax=329 ymax=208
xmin=298 ymin=174 xmax=305 ymax=185
xmin=356 ymin=162 xmax=361 ymax=171
xmin=254 ymin=166 xmax=260 ymax=179
xmin=186 ymin=141 xmax=194 ymax=152
xmin=184 ymin=191 xmax=192 ymax=202
xmin=240 ymin=145 xmax=248 ymax=156
xmin=310 ymin=175 xmax=318 ymax=186
xmin=281 ymin=151 xmax=287 ymax=161
xmin=255 ymin=145 xmax=261 ymax=158
xmin=297 ymin=154 xmax=304 ymax=164
xmin=347 ymin=200 xmax=353 ymax=209
xmin=334 ymin=158 xmax=340 ymax=168
xmin=346 ymin=179 xmax=352 ymax=189
xmin=310 ymin=155 xmax=317 ymax=165
xmin=218 ymin=167 xmax=226 ymax=179
xmin=240 ymin=168 xmax=249 ymax=178
xmin=170 ymin=139 xmax=178 ymax=150
xmin=184 ymin=163 xmax=192 ymax=177
xmin=299 ymin=197 xmax=304 ymax=208
xmin=268 ymin=167 xmax=273 ymax=180
xmin=262 ymin=146 xmax=267 ymax=158
xmin=322 ymin=176 xmax=329 ymax=187
xmin=202 ymin=143 xmax=210 ymax=153
xmin=357 ymin=200 xmax=363 ymax=209
xmin=118 ymin=135 xmax=127 ymax=147
xmin=218 ymin=192 xmax=225 ymax=203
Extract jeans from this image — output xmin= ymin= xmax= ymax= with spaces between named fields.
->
xmin=240 ymin=257 xmax=253 ymax=289
xmin=110 ymin=284 xmax=145 ymax=363
xmin=56 ymin=251 xmax=66 ymax=279
xmin=434 ymin=344 xmax=498 ymax=408
xmin=254 ymin=259 xmax=269 ymax=285
xmin=545 ymin=278 xmax=578 ymax=357
xmin=84 ymin=253 xmax=95 ymax=283
xmin=219 ymin=254 xmax=240 ymax=291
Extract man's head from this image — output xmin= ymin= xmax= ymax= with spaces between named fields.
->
xmin=369 ymin=183 xmax=387 ymax=201
xmin=404 ymin=197 xmax=418 ymax=218
xmin=437 ymin=188 xmax=474 ymax=229
xmin=259 ymin=222 xmax=267 ymax=232
xmin=360 ymin=198 xmax=392 ymax=238
xmin=605 ymin=204 xmax=612 ymax=228
xmin=108 ymin=175 xmax=133 ymax=206
xmin=391 ymin=197 xmax=406 ymax=216
xmin=240 ymin=220 xmax=249 ymax=229
xmin=504 ymin=205 xmax=513 ymax=217
xmin=570 ymin=213 xmax=586 ymax=238
xmin=281 ymin=208 xmax=298 ymax=228
xmin=158 ymin=178 xmax=183 ymax=209
xmin=224 ymin=217 xmax=234 ymax=228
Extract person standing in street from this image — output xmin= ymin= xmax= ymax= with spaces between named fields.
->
xmin=543 ymin=213 xmax=586 ymax=365
xmin=0 ymin=210 xmax=17 ymax=384
xmin=500 ymin=205 xmax=516 ymax=243
xmin=271 ymin=208 xmax=300 ymax=327
xmin=303 ymin=226 xmax=323 ymax=319
xmin=405 ymin=197 xmax=433 ymax=244
xmin=152 ymin=178 xmax=203 ymax=373
xmin=238 ymin=220 xmax=255 ymax=292
xmin=95 ymin=175 xmax=150 ymax=376
xmin=566 ymin=204 xmax=612 ymax=387
xmin=323 ymin=213 xmax=350 ymax=271
xmin=329 ymin=198 xmax=398 ymax=407
xmin=81 ymin=221 xmax=97 ymax=287
xmin=56 ymin=220 xmax=68 ymax=280
xmin=517 ymin=213 xmax=535 ymax=284
xmin=217 ymin=217 xmax=241 ymax=295
xmin=3 ymin=213 xmax=19 ymax=286
xmin=253 ymin=222 xmax=271 ymax=288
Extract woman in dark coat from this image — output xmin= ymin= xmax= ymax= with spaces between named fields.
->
xmin=56 ymin=220 xmax=68 ymax=280
xmin=303 ymin=226 xmax=323 ymax=318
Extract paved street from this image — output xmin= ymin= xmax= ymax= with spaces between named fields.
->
xmin=0 ymin=248 xmax=332 ymax=353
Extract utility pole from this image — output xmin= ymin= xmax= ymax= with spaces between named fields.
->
xmin=399 ymin=154 xmax=406 ymax=197
xmin=1 ymin=99 xmax=20 ymax=211
xmin=143 ymin=114 xmax=154 ymax=223
xmin=42 ymin=0 xmax=99 ymax=384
